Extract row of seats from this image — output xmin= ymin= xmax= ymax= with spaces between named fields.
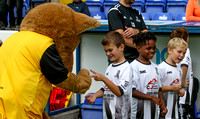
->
xmin=142 ymin=12 xmax=186 ymax=21
xmin=90 ymin=11 xmax=186 ymax=21
xmin=85 ymin=0 xmax=187 ymax=20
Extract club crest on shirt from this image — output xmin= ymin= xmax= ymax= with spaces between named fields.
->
xmin=146 ymin=78 xmax=159 ymax=90
xmin=75 ymin=6 xmax=79 ymax=10
xmin=114 ymin=70 xmax=120 ymax=79
xmin=186 ymin=56 xmax=190 ymax=62
xmin=131 ymin=22 xmax=135 ymax=27
xmin=124 ymin=81 xmax=129 ymax=87
xmin=155 ymin=67 xmax=159 ymax=75
xmin=179 ymin=70 xmax=181 ymax=77
xmin=136 ymin=16 xmax=140 ymax=22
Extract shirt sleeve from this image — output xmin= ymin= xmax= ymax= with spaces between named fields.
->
xmin=132 ymin=66 xmax=139 ymax=90
xmin=108 ymin=9 xmax=124 ymax=31
xmin=158 ymin=65 xmax=165 ymax=86
xmin=83 ymin=3 xmax=90 ymax=16
xmin=117 ymin=66 xmax=132 ymax=95
xmin=40 ymin=44 xmax=69 ymax=84
xmin=180 ymin=49 xmax=190 ymax=66
xmin=157 ymin=67 xmax=162 ymax=89
xmin=138 ymin=12 xmax=148 ymax=31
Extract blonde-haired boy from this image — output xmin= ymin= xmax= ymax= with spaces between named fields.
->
xmin=158 ymin=37 xmax=187 ymax=118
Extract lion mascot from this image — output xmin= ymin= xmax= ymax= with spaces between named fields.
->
xmin=0 ymin=3 xmax=100 ymax=119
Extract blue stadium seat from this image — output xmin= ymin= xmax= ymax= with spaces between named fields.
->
xmin=175 ymin=13 xmax=186 ymax=21
xmin=166 ymin=0 xmax=187 ymax=20
xmin=131 ymin=5 xmax=142 ymax=12
xmin=24 ymin=0 xmax=30 ymax=8
xmin=131 ymin=0 xmax=145 ymax=12
xmin=145 ymin=0 xmax=166 ymax=19
xmin=85 ymin=0 xmax=103 ymax=12
xmin=90 ymin=11 xmax=106 ymax=20
xmin=13 ymin=2 xmax=29 ymax=18
xmin=152 ymin=12 xmax=173 ymax=21
xmin=103 ymin=0 xmax=118 ymax=18
xmin=31 ymin=0 xmax=46 ymax=7
xmin=141 ymin=13 xmax=150 ymax=20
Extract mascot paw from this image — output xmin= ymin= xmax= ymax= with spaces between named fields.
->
xmin=55 ymin=69 xmax=91 ymax=94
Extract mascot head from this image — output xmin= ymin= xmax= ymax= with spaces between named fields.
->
xmin=20 ymin=3 xmax=100 ymax=71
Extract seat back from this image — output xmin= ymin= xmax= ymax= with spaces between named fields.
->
xmin=166 ymin=5 xmax=186 ymax=20
xmin=90 ymin=11 xmax=106 ymax=20
xmin=141 ymin=13 xmax=150 ymax=20
xmin=175 ymin=12 xmax=186 ymax=21
xmin=85 ymin=0 xmax=103 ymax=12
xmin=152 ymin=12 xmax=173 ymax=21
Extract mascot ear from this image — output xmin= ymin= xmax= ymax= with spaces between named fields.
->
xmin=73 ymin=12 xmax=100 ymax=35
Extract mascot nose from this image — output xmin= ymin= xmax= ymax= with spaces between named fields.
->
xmin=73 ymin=12 xmax=100 ymax=35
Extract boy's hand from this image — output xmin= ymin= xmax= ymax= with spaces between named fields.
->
xmin=179 ymin=89 xmax=185 ymax=97
xmin=85 ymin=94 xmax=96 ymax=104
xmin=151 ymin=96 xmax=160 ymax=105
xmin=160 ymin=99 xmax=168 ymax=116
xmin=90 ymin=69 xmax=105 ymax=81
xmin=172 ymin=84 xmax=182 ymax=91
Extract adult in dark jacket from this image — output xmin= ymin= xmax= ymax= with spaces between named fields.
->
xmin=108 ymin=0 xmax=148 ymax=63
xmin=0 ymin=0 xmax=8 ymax=28
xmin=68 ymin=0 xmax=90 ymax=16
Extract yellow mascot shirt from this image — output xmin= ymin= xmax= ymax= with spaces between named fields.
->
xmin=0 ymin=31 xmax=54 ymax=119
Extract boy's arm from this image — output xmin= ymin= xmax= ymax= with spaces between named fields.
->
xmin=85 ymin=90 xmax=104 ymax=104
xmin=181 ymin=65 xmax=188 ymax=89
xmin=102 ymin=76 xmax=122 ymax=97
xmin=132 ymin=88 xmax=160 ymax=105
xmin=90 ymin=69 xmax=122 ymax=97
xmin=161 ymin=84 xmax=182 ymax=92
xmin=158 ymin=91 xmax=167 ymax=116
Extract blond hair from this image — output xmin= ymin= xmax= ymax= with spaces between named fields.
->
xmin=167 ymin=37 xmax=188 ymax=50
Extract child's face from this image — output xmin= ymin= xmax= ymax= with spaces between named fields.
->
xmin=168 ymin=46 xmax=186 ymax=63
xmin=104 ymin=43 xmax=124 ymax=63
xmin=137 ymin=39 xmax=156 ymax=60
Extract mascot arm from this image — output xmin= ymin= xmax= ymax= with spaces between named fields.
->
xmin=40 ymin=44 xmax=91 ymax=93
xmin=55 ymin=69 xmax=91 ymax=94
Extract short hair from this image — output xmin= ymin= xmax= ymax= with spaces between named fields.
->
xmin=170 ymin=27 xmax=189 ymax=42
xmin=167 ymin=37 xmax=188 ymax=50
xmin=132 ymin=32 xmax=157 ymax=47
xmin=102 ymin=31 xmax=125 ymax=47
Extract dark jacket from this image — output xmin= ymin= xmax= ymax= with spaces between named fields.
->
xmin=68 ymin=0 xmax=90 ymax=16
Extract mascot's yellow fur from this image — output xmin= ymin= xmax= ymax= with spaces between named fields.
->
xmin=0 ymin=3 xmax=100 ymax=119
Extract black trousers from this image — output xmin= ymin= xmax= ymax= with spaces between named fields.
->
xmin=0 ymin=0 xmax=8 ymax=26
xmin=7 ymin=0 xmax=23 ymax=26
xmin=179 ymin=103 xmax=195 ymax=119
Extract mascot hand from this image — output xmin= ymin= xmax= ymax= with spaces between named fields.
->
xmin=55 ymin=69 xmax=91 ymax=94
